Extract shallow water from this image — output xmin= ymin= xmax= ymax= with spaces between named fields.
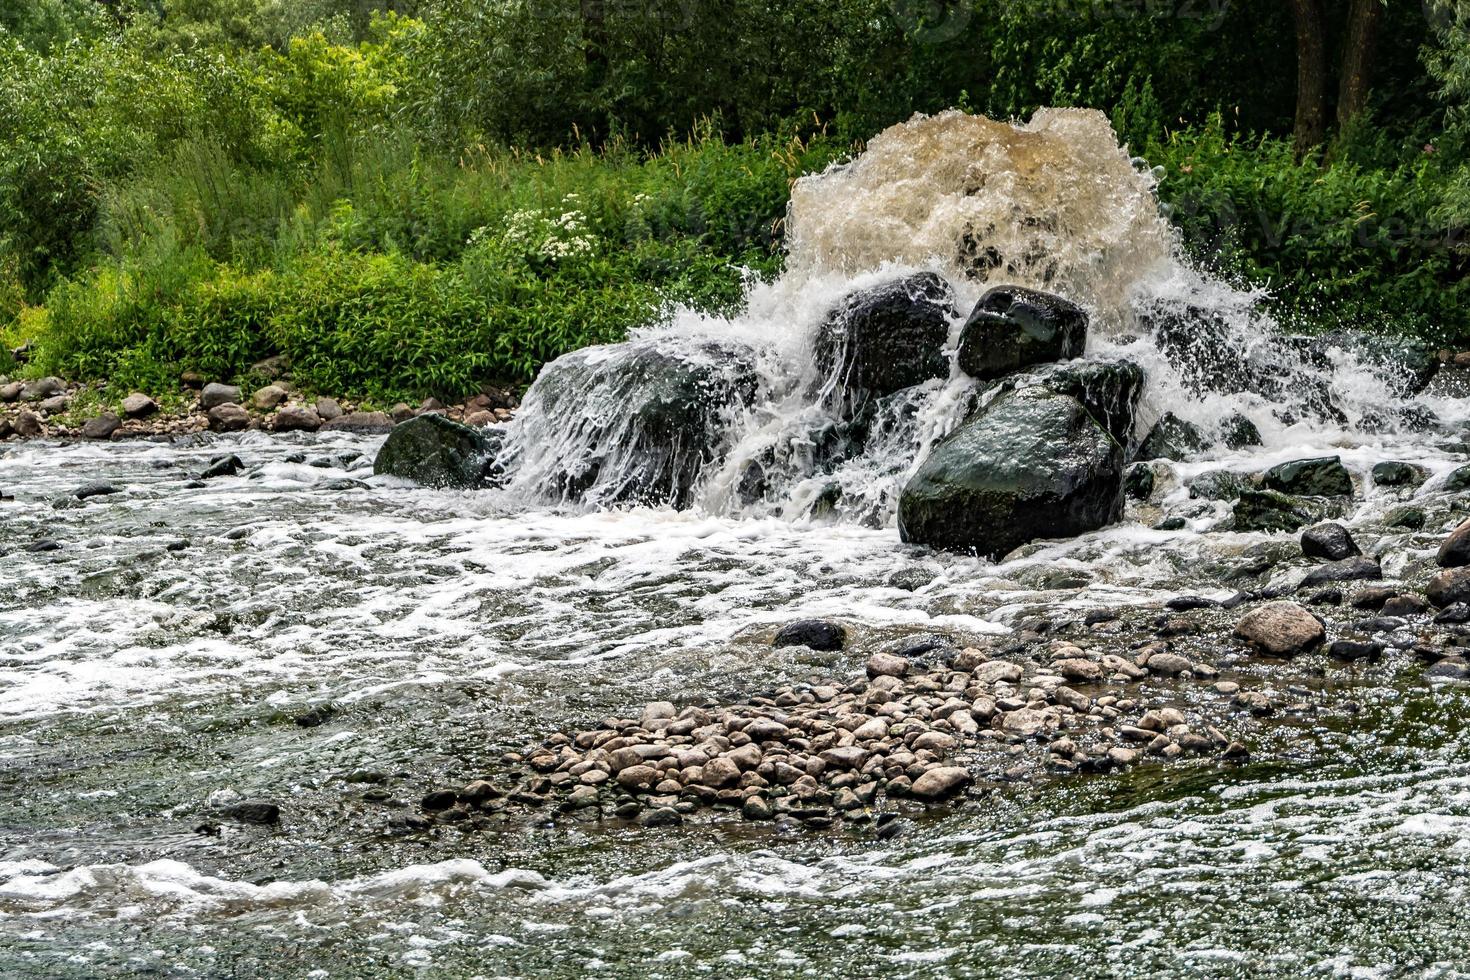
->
xmin=3 ymin=431 xmax=1470 ymax=978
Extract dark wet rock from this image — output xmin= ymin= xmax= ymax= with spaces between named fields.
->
xmin=1424 ymin=657 xmax=1470 ymax=683
xmin=1085 ymin=609 xmax=1119 ymax=625
xmin=421 ymin=789 xmax=458 ymax=811
xmin=1436 ymin=519 xmax=1470 ymax=568
xmin=74 ymin=482 xmax=120 ymax=501
xmin=294 ymin=704 xmax=337 ymax=727
xmin=1220 ymin=413 xmax=1262 ymax=450
xmin=1233 ymin=601 xmax=1324 ymax=656
xmin=899 ymin=386 xmax=1123 ymax=559
xmin=321 ymin=411 xmax=394 ymax=434
xmin=1384 ymin=506 xmax=1426 ymax=531
xmin=1371 ymin=461 xmax=1425 ymax=487
xmin=1328 ymin=639 xmax=1383 ymax=661
xmin=1442 ymin=465 xmax=1470 ymax=493
xmin=81 ymin=413 xmax=120 ymax=440
xmin=1262 ymin=456 xmax=1352 ymax=497
xmin=1188 ymin=469 xmax=1252 ymax=501
xmin=639 ymin=806 xmax=683 ymax=827
xmin=25 ymin=539 xmax=61 ymax=553
xmin=773 ymin=619 xmax=846 ymax=651
xmin=225 ymin=800 xmax=281 ymax=825
xmin=1300 ymin=556 xmax=1381 ymax=588
xmin=374 ymin=414 xmax=503 ymax=489
xmin=1350 ymin=616 xmax=1407 ymax=634
xmin=208 ymin=403 xmax=249 ymax=432
xmin=521 ymin=338 xmax=759 ymax=508
xmin=1233 ymin=489 xmax=1321 ymax=533
xmin=1125 ymin=463 xmax=1155 ymax=500
xmin=1031 ymin=358 xmax=1145 ymax=449
xmin=1435 ymin=603 xmax=1470 ymax=624
xmin=1315 ymin=330 xmax=1440 ymax=397
xmin=200 ymin=454 xmax=243 ymax=479
xmin=1351 ymin=586 xmax=1397 ymax=610
xmin=1300 ymin=522 xmax=1360 ymax=562
xmin=814 ymin=273 xmax=955 ymax=397
xmin=1152 ymin=516 xmax=1187 ymax=531
xmin=1135 ymin=412 xmax=1208 ymax=462
xmin=200 ymin=382 xmax=242 ymax=410
xmin=956 ymin=285 xmax=1087 ymax=381
xmin=1427 ymin=566 xmax=1470 ymax=607
xmin=1306 ymin=588 xmax=1343 ymax=606
xmin=888 ymin=633 xmax=954 ymax=663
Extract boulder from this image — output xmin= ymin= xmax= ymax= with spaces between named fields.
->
xmin=252 ymin=385 xmax=289 ymax=410
xmin=909 ymin=766 xmax=972 ymax=800
xmin=898 ymin=386 xmax=1123 ymax=559
xmin=956 ymin=285 xmax=1087 ymax=381
xmin=373 ymin=414 xmax=502 ymax=489
xmin=814 ymin=273 xmax=955 ymax=397
xmin=320 ymin=411 xmax=394 ymax=434
xmin=1124 ymin=463 xmax=1155 ymax=500
xmin=1262 ymin=456 xmax=1352 ymax=497
xmin=1300 ymin=522 xmax=1360 ymax=561
xmin=1135 ymin=412 xmax=1209 ymax=462
xmin=1443 ymin=465 xmax=1470 ymax=493
xmin=1384 ymin=506 xmax=1426 ymax=530
xmin=271 ymin=406 xmax=321 ymax=432
xmin=1220 ymin=412 xmax=1262 ymax=450
xmin=1188 ymin=470 xmax=1252 ymax=501
xmin=315 ymin=397 xmax=343 ymax=421
xmin=1428 ymin=566 xmax=1470 ymax=608
xmin=121 ymin=393 xmax=157 ymax=418
xmin=207 ymin=403 xmax=249 ymax=432
xmin=1233 ymin=489 xmax=1323 ymax=533
xmin=510 ymin=338 xmax=759 ymax=509
xmin=200 ymin=383 xmax=242 ymax=410
xmin=773 ymin=620 xmax=846 ymax=651
xmin=12 ymin=410 xmax=42 ymax=437
xmin=80 ymin=413 xmax=120 ymax=440
xmin=1438 ymin=519 xmax=1470 ymax=568
xmin=0 ymin=381 xmax=22 ymax=402
xmin=22 ymin=377 xmax=64 ymax=402
xmin=1233 ymin=601 xmax=1325 ymax=656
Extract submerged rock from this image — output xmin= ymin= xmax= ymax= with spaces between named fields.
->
xmin=772 ymin=620 xmax=846 ymax=652
xmin=1371 ymin=461 xmax=1425 ymax=487
xmin=899 ymin=385 xmax=1123 ymax=559
xmin=1299 ymin=556 xmax=1381 ymax=588
xmin=814 ymin=273 xmax=955 ymax=397
xmin=956 ymin=285 xmax=1087 ymax=381
xmin=1135 ymin=413 xmax=1208 ymax=462
xmin=1220 ymin=413 xmax=1263 ymax=450
xmin=373 ymin=414 xmax=502 ymax=489
xmin=1234 ymin=489 xmax=1322 ymax=533
xmin=1188 ymin=469 xmax=1252 ymax=501
xmin=1262 ymin=456 xmax=1352 ymax=497
xmin=1124 ymin=463 xmax=1155 ymax=501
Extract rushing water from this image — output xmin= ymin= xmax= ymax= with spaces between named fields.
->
xmin=6 ymin=109 xmax=1470 ymax=976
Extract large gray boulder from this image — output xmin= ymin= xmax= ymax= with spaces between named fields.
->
xmin=957 ymin=285 xmax=1087 ymax=381
xmin=373 ymin=414 xmax=502 ymax=489
xmin=1029 ymin=358 xmax=1145 ymax=449
xmin=511 ymin=338 xmax=758 ymax=509
xmin=898 ymin=386 xmax=1123 ymax=559
xmin=814 ymin=273 xmax=955 ymax=397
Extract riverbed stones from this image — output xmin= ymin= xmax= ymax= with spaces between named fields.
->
xmin=773 ymin=619 xmax=846 ymax=651
xmin=1233 ymin=601 xmax=1324 ymax=656
xmin=1300 ymin=556 xmax=1382 ymax=588
xmin=121 ymin=393 xmax=157 ymax=418
xmin=909 ymin=766 xmax=972 ymax=800
xmin=12 ymin=411 xmax=42 ymax=438
xmin=200 ymin=382 xmax=242 ymax=410
xmin=1262 ymin=456 xmax=1352 ymax=497
xmin=321 ymin=411 xmax=394 ymax=434
xmin=271 ymin=405 xmax=321 ymax=432
xmin=956 ymin=285 xmax=1087 ymax=381
xmin=1301 ymin=522 xmax=1359 ymax=561
xmin=373 ymin=414 xmax=501 ymax=489
xmin=252 ymin=385 xmax=289 ymax=410
xmin=815 ymin=273 xmax=955 ymax=397
xmin=22 ymin=377 xmax=64 ymax=401
xmin=898 ymin=386 xmax=1123 ymax=558
xmin=225 ymin=800 xmax=281 ymax=825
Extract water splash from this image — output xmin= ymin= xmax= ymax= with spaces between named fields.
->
xmin=496 ymin=108 xmax=1448 ymax=527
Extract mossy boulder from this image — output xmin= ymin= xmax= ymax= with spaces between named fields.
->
xmin=373 ymin=414 xmax=503 ymax=489
xmin=1372 ymin=461 xmax=1425 ymax=487
xmin=1234 ymin=489 xmax=1326 ymax=533
xmin=898 ymin=386 xmax=1123 ymax=559
xmin=1031 ymin=358 xmax=1145 ymax=448
xmin=956 ymin=285 xmax=1087 ymax=382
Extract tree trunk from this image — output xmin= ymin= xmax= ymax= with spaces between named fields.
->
xmin=1288 ymin=0 xmax=1329 ymax=153
xmin=580 ymin=0 xmax=609 ymax=86
xmin=1337 ymin=0 xmax=1382 ymax=129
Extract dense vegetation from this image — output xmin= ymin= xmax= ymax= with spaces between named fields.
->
xmin=4 ymin=0 xmax=1470 ymax=402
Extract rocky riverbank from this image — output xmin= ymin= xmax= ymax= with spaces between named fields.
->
xmin=0 ymin=369 xmax=518 ymax=442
